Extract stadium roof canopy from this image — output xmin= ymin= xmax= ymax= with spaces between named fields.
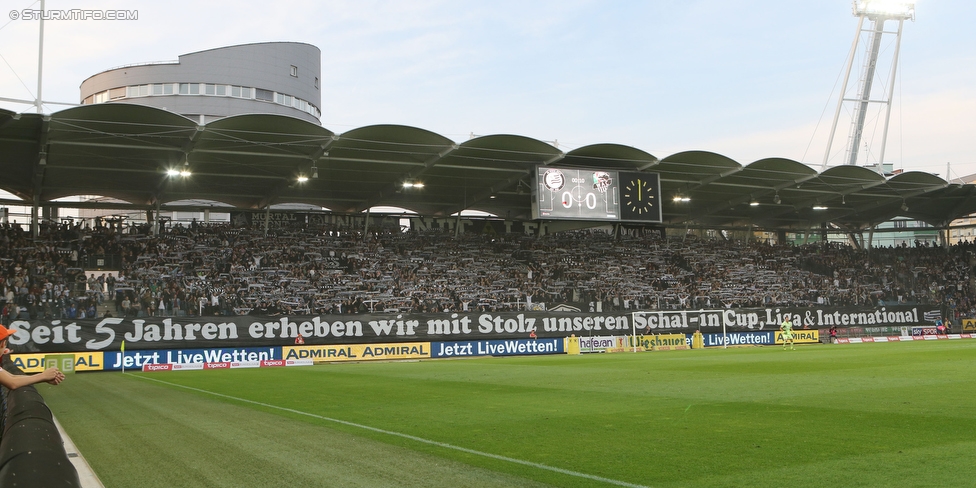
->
xmin=3 ymin=104 xmax=976 ymax=231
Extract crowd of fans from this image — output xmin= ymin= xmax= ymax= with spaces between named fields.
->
xmin=1 ymin=220 xmax=974 ymax=323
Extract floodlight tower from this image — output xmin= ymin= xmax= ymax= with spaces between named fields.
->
xmin=822 ymin=0 xmax=914 ymax=172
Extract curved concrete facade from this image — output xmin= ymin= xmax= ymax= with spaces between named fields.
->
xmin=80 ymin=42 xmax=321 ymax=124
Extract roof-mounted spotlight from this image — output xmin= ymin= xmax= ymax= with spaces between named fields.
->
xmin=813 ymin=204 xmax=828 ymax=210
xmin=773 ymin=193 xmax=781 ymax=205
xmin=311 ymin=166 xmax=318 ymax=179
xmin=178 ymin=158 xmax=191 ymax=177
xmin=297 ymin=175 xmax=309 ymax=183
xmin=166 ymin=169 xmax=180 ymax=177
xmin=403 ymin=181 xmax=425 ymax=189
xmin=749 ymin=201 xmax=760 ymax=206
xmin=672 ymin=195 xmax=690 ymax=203
xmin=901 ymin=201 xmax=909 ymax=211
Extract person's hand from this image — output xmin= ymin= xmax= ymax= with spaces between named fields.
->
xmin=43 ymin=367 xmax=65 ymax=385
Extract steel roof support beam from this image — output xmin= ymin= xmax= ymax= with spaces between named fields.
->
xmin=357 ymin=144 xmax=457 ymax=211
xmin=453 ymin=153 xmax=566 ymax=215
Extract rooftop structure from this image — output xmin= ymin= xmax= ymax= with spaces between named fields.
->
xmin=79 ymin=42 xmax=321 ymax=124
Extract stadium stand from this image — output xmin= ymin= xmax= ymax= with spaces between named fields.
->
xmin=1 ymin=221 xmax=972 ymax=323
xmin=2 ymin=216 xmax=971 ymax=486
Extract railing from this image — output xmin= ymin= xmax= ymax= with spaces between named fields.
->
xmin=0 ymin=362 xmax=81 ymax=487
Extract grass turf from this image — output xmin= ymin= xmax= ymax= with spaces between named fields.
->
xmin=42 ymin=340 xmax=976 ymax=487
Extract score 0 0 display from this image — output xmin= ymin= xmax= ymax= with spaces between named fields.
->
xmin=534 ymin=167 xmax=618 ymax=220
xmin=532 ymin=167 xmax=661 ymax=222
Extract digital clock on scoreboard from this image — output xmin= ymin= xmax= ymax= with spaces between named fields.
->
xmin=532 ymin=167 xmax=661 ymax=223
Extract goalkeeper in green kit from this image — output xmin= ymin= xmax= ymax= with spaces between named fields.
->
xmin=780 ymin=317 xmax=795 ymax=350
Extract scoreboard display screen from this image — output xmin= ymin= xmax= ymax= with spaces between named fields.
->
xmin=532 ymin=167 xmax=661 ymax=223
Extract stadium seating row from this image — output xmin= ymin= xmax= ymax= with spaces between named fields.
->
xmin=1 ymin=222 xmax=972 ymax=321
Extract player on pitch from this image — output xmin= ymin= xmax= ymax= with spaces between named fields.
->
xmin=780 ymin=316 xmax=795 ymax=350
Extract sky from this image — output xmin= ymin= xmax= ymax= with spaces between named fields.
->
xmin=1 ymin=0 xmax=974 ymax=179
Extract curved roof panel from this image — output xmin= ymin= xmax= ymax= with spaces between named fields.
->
xmin=0 ymin=104 xmax=973 ymax=231
xmin=560 ymin=143 xmax=658 ymax=171
xmin=42 ymin=104 xmax=198 ymax=203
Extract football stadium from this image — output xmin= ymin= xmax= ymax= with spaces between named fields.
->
xmin=3 ymin=1 xmax=976 ymax=487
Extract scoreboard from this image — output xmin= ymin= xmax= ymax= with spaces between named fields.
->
xmin=532 ymin=167 xmax=661 ymax=223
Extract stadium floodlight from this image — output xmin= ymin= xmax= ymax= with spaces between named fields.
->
xmin=813 ymin=205 xmax=828 ymax=210
xmin=853 ymin=0 xmax=914 ymax=20
xmin=672 ymin=196 xmax=690 ymax=203
xmin=749 ymin=201 xmax=760 ymax=206
xmin=168 ymin=164 xmax=191 ymax=177
xmin=402 ymin=181 xmax=425 ymax=189
xmin=297 ymin=175 xmax=309 ymax=183
xmin=176 ymin=158 xmax=191 ymax=177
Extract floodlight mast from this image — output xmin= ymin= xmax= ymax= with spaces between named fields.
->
xmin=821 ymin=1 xmax=914 ymax=172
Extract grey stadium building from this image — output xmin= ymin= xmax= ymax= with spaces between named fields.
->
xmin=79 ymin=42 xmax=321 ymax=125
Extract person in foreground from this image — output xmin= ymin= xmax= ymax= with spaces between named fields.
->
xmin=0 ymin=325 xmax=65 ymax=389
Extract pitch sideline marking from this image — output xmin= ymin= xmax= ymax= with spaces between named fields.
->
xmin=132 ymin=374 xmax=651 ymax=488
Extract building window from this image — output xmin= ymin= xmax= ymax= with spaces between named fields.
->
xmin=100 ymin=80 xmax=313 ymax=116
xmin=290 ymin=65 xmax=298 ymax=77
xmin=314 ymin=77 xmax=319 ymax=89
xmin=179 ymin=83 xmax=201 ymax=95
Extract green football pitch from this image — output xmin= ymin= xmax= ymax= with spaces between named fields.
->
xmin=43 ymin=340 xmax=976 ymax=487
